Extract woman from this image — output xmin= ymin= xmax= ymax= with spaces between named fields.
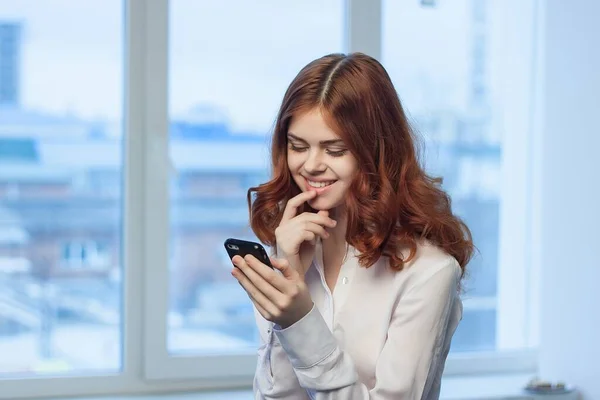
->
xmin=230 ymin=52 xmax=474 ymax=400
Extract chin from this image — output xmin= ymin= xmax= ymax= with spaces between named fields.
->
xmin=308 ymin=197 xmax=344 ymax=212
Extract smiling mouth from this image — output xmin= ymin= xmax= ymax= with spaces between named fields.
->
xmin=305 ymin=178 xmax=337 ymax=188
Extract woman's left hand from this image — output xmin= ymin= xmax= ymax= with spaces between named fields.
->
xmin=231 ymin=254 xmax=313 ymax=329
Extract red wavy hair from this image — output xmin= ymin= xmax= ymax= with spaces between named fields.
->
xmin=247 ymin=53 xmax=474 ymax=273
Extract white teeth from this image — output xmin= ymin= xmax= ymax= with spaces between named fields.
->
xmin=307 ymin=180 xmax=335 ymax=188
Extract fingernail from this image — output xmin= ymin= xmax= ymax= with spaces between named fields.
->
xmin=332 ymin=220 xmax=337 ymax=226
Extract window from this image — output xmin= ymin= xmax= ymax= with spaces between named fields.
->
xmin=0 ymin=0 xmax=538 ymax=398
xmin=61 ymin=241 xmax=111 ymax=269
xmin=153 ymin=0 xmax=345 ymax=379
xmin=0 ymin=0 xmax=123 ymax=380
xmin=382 ymin=0 xmax=538 ymax=356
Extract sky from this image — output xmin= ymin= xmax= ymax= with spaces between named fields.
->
xmin=0 ymin=0 xmax=501 ymax=134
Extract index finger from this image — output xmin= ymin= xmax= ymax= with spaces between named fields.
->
xmin=244 ymin=254 xmax=289 ymax=293
xmin=281 ymin=190 xmax=317 ymax=222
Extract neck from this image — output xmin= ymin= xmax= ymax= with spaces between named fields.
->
xmin=323 ymin=206 xmax=348 ymax=258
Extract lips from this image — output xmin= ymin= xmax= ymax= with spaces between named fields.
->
xmin=303 ymin=176 xmax=337 ymax=194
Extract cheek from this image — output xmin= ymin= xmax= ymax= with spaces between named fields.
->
xmin=334 ymin=159 xmax=359 ymax=181
xmin=287 ymin=152 xmax=303 ymax=172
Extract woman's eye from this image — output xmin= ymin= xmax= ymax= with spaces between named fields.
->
xmin=326 ymin=149 xmax=348 ymax=157
xmin=289 ymin=144 xmax=308 ymax=152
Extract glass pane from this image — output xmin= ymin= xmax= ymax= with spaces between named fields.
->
xmin=383 ymin=0 xmax=504 ymax=352
xmin=0 ymin=1 xmax=123 ymax=375
xmin=168 ymin=0 xmax=344 ymax=354
xmin=451 ymin=309 xmax=496 ymax=352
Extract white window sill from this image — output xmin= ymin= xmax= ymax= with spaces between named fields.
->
xmin=440 ymin=373 xmax=577 ymax=400
xmin=44 ymin=373 xmax=579 ymax=400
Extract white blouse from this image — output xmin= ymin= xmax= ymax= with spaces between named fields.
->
xmin=253 ymin=238 xmax=463 ymax=400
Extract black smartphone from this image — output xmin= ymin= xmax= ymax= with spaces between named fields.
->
xmin=224 ymin=238 xmax=273 ymax=268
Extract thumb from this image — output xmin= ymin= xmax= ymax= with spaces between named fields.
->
xmin=270 ymin=257 xmax=297 ymax=279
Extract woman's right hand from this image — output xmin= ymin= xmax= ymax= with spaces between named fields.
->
xmin=274 ymin=191 xmax=337 ymax=277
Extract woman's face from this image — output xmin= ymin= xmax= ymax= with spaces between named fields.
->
xmin=286 ymin=108 xmax=358 ymax=212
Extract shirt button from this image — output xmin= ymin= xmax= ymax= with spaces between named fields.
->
xmin=342 ymin=276 xmax=349 ymax=284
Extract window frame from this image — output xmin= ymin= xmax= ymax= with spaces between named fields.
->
xmin=0 ymin=0 xmax=539 ymax=398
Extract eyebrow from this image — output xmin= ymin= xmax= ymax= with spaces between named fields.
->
xmin=287 ymin=132 xmax=345 ymax=146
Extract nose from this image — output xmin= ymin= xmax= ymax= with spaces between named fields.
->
xmin=303 ymin=149 xmax=326 ymax=174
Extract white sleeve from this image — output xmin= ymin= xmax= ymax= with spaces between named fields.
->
xmin=272 ymin=261 xmax=462 ymax=399
xmin=253 ymin=307 xmax=311 ymax=400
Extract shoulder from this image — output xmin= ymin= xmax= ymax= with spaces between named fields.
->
xmin=394 ymin=239 xmax=462 ymax=294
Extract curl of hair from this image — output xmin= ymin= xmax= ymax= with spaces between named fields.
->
xmin=248 ymin=53 xmax=474 ymax=274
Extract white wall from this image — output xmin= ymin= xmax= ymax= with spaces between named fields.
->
xmin=536 ymin=0 xmax=600 ymax=398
